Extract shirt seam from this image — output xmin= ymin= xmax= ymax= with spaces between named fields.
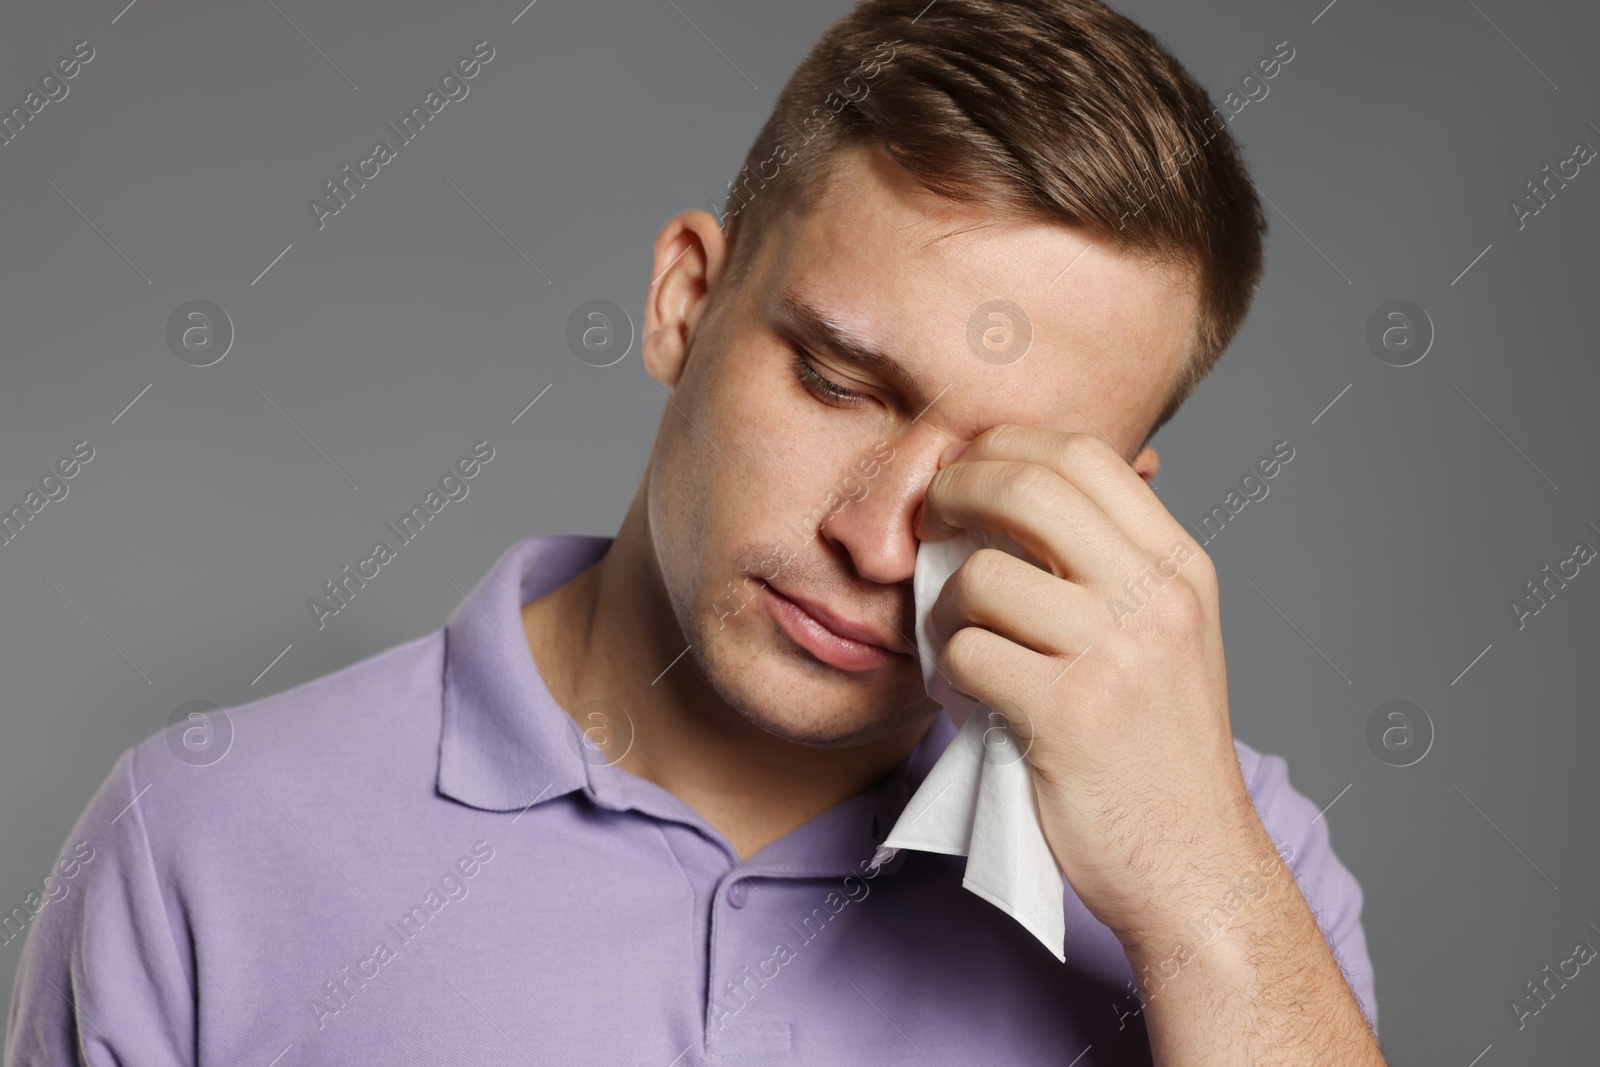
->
xmin=125 ymin=743 xmax=197 ymax=1065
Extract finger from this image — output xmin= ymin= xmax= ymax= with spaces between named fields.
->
xmin=919 ymin=457 xmax=1134 ymax=587
xmin=929 ymin=546 xmax=1100 ymax=656
xmin=949 ymin=425 xmax=1194 ymax=560
xmin=936 ymin=624 xmax=1059 ymax=749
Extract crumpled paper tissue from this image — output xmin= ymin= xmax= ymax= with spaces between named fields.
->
xmin=873 ymin=528 xmax=1067 ymax=961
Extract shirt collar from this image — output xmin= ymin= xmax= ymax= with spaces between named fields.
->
xmin=437 ymin=534 xmax=957 ymax=876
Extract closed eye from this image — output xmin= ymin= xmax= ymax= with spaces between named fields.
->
xmin=793 ymin=349 xmax=866 ymax=406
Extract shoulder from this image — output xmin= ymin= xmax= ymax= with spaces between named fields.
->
xmin=34 ymin=627 xmax=453 ymax=954
xmin=135 ymin=627 xmax=443 ymax=782
xmin=113 ymin=628 xmax=448 ymax=864
xmin=9 ymin=626 xmax=450 ymax=1064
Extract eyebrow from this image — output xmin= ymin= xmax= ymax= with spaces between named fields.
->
xmin=770 ymin=288 xmax=1139 ymax=466
xmin=768 ymin=289 xmax=923 ymax=398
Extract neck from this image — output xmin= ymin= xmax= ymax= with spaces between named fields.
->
xmin=520 ymin=488 xmax=931 ymax=862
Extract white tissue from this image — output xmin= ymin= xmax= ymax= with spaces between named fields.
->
xmin=878 ymin=528 xmax=1068 ymax=961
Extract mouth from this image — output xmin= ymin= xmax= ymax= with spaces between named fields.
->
xmin=756 ymin=580 xmax=912 ymax=673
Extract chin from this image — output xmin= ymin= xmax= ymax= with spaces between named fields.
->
xmin=752 ymin=706 xmax=893 ymax=748
xmin=703 ymin=639 xmax=930 ymax=749
xmin=734 ymin=701 xmax=914 ymax=749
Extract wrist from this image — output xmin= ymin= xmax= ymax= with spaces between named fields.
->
xmin=1116 ymin=829 xmax=1294 ymax=961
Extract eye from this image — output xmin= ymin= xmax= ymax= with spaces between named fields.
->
xmin=793 ymin=349 xmax=866 ymax=407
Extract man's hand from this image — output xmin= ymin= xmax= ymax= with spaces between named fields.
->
xmin=918 ymin=424 xmax=1384 ymax=1066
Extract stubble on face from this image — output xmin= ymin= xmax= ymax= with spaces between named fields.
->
xmin=652 ymin=409 xmax=930 ymax=749
xmin=641 ymin=142 xmax=1198 ymax=754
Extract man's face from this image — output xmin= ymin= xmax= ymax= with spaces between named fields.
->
xmin=640 ymin=141 xmax=1198 ymax=749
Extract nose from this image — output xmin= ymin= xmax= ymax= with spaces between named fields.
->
xmin=818 ymin=425 xmax=951 ymax=586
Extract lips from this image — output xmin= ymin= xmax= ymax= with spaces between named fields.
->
xmin=757 ymin=580 xmax=912 ymax=672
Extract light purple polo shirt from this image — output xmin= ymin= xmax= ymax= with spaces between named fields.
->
xmin=6 ymin=534 xmax=1376 ymax=1065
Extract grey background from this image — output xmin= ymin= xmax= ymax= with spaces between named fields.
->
xmin=2 ymin=0 xmax=1596 ymax=1062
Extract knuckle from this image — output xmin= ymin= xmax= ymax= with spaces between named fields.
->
xmin=942 ymin=625 xmax=987 ymax=673
xmin=1072 ymin=642 xmax=1137 ymax=710
xmin=958 ymin=547 xmax=1013 ymax=591
xmin=1183 ymin=540 xmax=1217 ymax=581
xmin=941 ymin=563 xmax=979 ymax=621
xmin=1181 ymin=558 xmax=1218 ymax=606
xmin=1056 ymin=431 xmax=1106 ymax=473
xmin=1097 ymin=633 xmax=1143 ymax=677
xmin=1158 ymin=538 xmax=1215 ymax=593
xmin=998 ymin=463 xmax=1053 ymax=513
xmin=981 ymin=423 xmax=1028 ymax=453
xmin=1151 ymin=581 xmax=1206 ymax=636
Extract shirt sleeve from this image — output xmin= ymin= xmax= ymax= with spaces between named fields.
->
xmin=5 ymin=745 xmax=195 ymax=1067
xmin=1242 ymin=746 xmax=1379 ymax=1038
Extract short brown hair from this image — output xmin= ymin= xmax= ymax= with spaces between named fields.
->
xmin=715 ymin=0 xmax=1267 ymax=449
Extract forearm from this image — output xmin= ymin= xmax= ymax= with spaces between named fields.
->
xmin=1119 ymin=832 xmax=1384 ymax=1066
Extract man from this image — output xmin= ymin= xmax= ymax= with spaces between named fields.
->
xmin=7 ymin=0 xmax=1382 ymax=1063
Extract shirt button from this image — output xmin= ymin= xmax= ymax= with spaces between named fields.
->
xmin=727 ymin=879 xmax=749 ymax=908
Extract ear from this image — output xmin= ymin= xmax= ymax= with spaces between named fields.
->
xmin=1131 ymin=445 xmax=1161 ymax=484
xmin=642 ymin=210 xmax=728 ymax=390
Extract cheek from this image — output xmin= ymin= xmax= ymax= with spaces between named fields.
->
xmin=650 ymin=354 xmax=788 ymax=597
xmin=649 ymin=336 xmax=867 ymax=620
xmin=716 ymin=353 xmax=839 ymax=520
xmin=647 ymin=393 xmax=717 ymax=599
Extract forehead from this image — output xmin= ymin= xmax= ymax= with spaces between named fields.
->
xmin=755 ymin=143 xmax=1199 ymax=455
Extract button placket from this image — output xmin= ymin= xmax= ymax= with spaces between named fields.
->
xmin=705 ymin=870 xmax=795 ymax=1057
